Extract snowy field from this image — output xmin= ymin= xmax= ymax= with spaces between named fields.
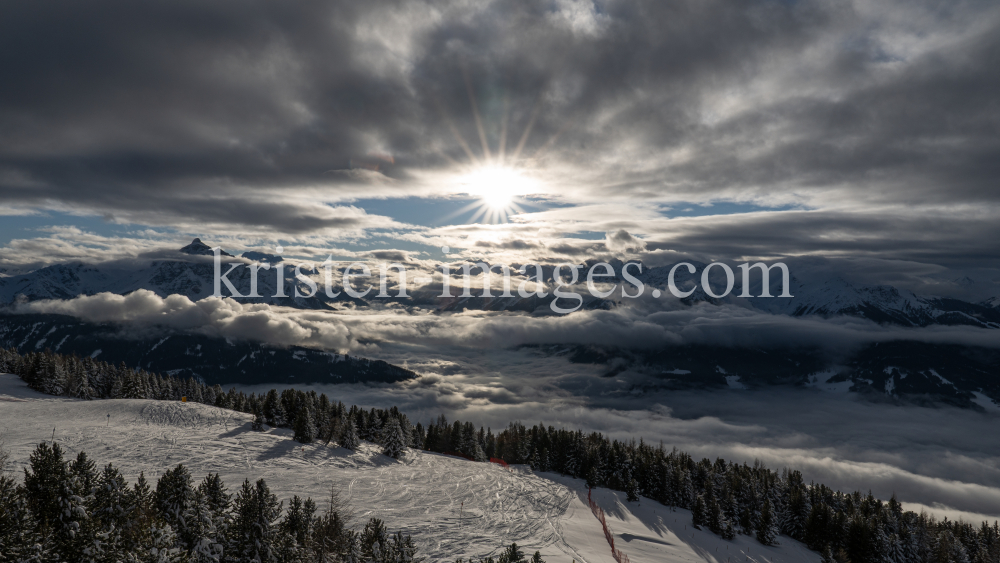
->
xmin=0 ymin=373 xmax=818 ymax=563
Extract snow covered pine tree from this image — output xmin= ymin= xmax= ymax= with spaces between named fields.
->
xmin=381 ymin=417 xmax=407 ymax=459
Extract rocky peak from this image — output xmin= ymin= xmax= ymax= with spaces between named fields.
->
xmin=179 ymin=238 xmax=232 ymax=257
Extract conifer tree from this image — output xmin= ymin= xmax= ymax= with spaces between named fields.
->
xmin=188 ymin=473 xmax=230 ymax=562
xmin=313 ymin=487 xmax=350 ymax=563
xmin=70 ymin=451 xmax=98 ymax=496
xmin=143 ymin=523 xmax=187 ymax=563
xmin=498 ymin=542 xmax=526 ymax=563
xmin=626 ymin=477 xmax=641 ymax=503
xmin=293 ymin=403 xmax=316 ymax=444
xmin=53 ymin=462 xmax=94 ymax=562
xmin=281 ymin=495 xmax=316 ymax=549
xmin=228 ymin=479 xmax=281 ymax=563
xmin=23 ymin=442 xmax=67 ymax=539
xmin=389 ymin=530 xmax=418 ymax=563
xmin=0 ymin=471 xmax=46 ymax=562
xmin=756 ymin=497 xmax=778 ymax=546
xmin=359 ymin=517 xmax=390 ymax=561
xmin=692 ymin=494 xmax=707 ymax=529
xmin=341 ymin=419 xmax=360 ymax=450
xmin=90 ymin=463 xmax=132 ymax=560
xmin=381 ymin=417 xmax=407 ymax=459
xmin=155 ymin=464 xmax=197 ymax=550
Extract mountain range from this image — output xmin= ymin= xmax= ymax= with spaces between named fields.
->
xmin=1 ymin=240 xmax=998 ymax=407
xmin=3 ymin=239 xmax=999 ymax=328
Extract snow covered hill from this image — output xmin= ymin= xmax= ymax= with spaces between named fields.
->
xmin=0 ymin=373 xmax=820 ymax=563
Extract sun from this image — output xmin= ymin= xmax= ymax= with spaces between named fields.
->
xmin=450 ymin=165 xmax=537 ymax=223
xmin=466 ymin=166 xmax=529 ymax=209
xmin=429 ymin=76 xmax=557 ymax=225
xmin=482 ymin=188 xmax=514 ymax=210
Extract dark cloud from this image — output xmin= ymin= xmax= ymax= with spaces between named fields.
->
xmin=1 ymin=0 xmax=997 ymax=261
xmin=367 ymin=249 xmax=416 ymax=263
xmin=639 ymin=210 xmax=1000 ymax=268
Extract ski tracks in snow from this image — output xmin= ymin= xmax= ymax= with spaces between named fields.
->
xmin=0 ymin=387 xmax=640 ymax=562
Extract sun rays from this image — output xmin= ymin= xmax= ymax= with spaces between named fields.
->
xmin=434 ymin=71 xmax=563 ymax=225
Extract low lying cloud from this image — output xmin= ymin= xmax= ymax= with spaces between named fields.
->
xmin=604 ymin=229 xmax=646 ymax=253
xmin=14 ymin=290 xmax=1000 ymax=356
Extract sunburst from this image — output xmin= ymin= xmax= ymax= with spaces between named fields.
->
xmin=434 ymin=70 xmax=563 ymax=224
xmin=456 ymin=165 xmax=537 ymax=224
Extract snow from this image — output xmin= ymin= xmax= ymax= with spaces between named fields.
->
xmin=927 ymin=369 xmax=955 ymax=388
xmin=972 ymin=392 xmax=1000 ymax=413
xmin=0 ymin=373 xmax=820 ymax=562
xmin=725 ymin=376 xmax=747 ymax=390
xmin=805 ymin=370 xmax=852 ymax=394
xmin=572 ymin=482 xmax=820 ymax=563
xmin=148 ymin=336 xmax=171 ymax=353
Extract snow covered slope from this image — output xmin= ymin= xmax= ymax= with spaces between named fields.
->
xmin=0 ymin=373 xmax=819 ymax=563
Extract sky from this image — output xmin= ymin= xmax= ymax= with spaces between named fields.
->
xmin=1 ymin=0 xmax=999 ymax=291
xmin=3 ymin=0 xmax=1000 ymax=522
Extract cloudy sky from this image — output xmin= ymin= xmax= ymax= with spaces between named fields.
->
xmin=3 ymin=0 xmax=1000 ymax=521
xmin=1 ymin=0 xmax=999 ymax=288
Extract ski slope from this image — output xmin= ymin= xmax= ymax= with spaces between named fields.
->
xmin=0 ymin=374 xmax=818 ymax=563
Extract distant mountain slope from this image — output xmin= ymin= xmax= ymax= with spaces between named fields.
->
xmin=634 ymin=262 xmax=1000 ymax=328
xmin=558 ymin=341 xmax=1000 ymax=410
xmin=0 ymin=313 xmax=416 ymax=386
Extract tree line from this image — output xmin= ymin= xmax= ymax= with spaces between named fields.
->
xmin=0 ymin=441 xmax=416 ymax=562
xmin=2 ymin=347 xmax=999 ymax=562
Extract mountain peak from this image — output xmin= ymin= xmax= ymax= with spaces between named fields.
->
xmin=241 ymin=250 xmax=283 ymax=263
xmin=179 ymin=238 xmax=232 ymax=257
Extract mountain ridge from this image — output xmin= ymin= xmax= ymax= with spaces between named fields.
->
xmin=2 ymin=239 xmax=998 ymax=329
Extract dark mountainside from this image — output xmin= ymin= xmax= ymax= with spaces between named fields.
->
xmin=555 ymin=341 xmax=1000 ymax=410
xmin=0 ymin=313 xmax=415 ymax=386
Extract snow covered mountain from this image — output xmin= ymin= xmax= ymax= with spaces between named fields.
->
xmin=2 ymin=241 xmax=998 ymax=328
xmin=633 ymin=262 xmax=1000 ymax=328
xmin=749 ymin=276 xmax=1000 ymax=328
xmin=0 ymin=240 xmax=340 ymax=309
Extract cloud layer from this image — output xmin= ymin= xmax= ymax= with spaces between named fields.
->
xmin=2 ymin=0 xmax=999 ymax=271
